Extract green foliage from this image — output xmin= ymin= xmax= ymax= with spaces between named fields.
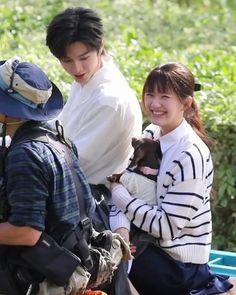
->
xmin=209 ymin=124 xmax=236 ymax=251
xmin=0 ymin=0 xmax=235 ymax=250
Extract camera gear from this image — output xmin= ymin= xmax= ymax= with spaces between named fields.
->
xmin=0 ymin=260 xmax=24 ymax=295
xmin=88 ymin=246 xmax=115 ymax=289
xmin=32 ymin=229 xmax=130 ymax=295
xmin=86 ymin=229 xmax=132 ymax=290
xmin=89 ymin=185 xmax=133 ymax=295
xmin=37 ymin=264 xmax=91 ymax=295
xmin=20 ymin=232 xmax=81 ymax=287
xmin=0 ymin=244 xmax=43 ymax=295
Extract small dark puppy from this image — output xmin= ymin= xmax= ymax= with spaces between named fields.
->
xmin=107 ymin=137 xmax=162 ymax=183
xmin=107 ymin=137 xmax=162 ymax=204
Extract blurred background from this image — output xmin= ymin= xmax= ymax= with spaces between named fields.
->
xmin=0 ymin=0 xmax=235 ymax=251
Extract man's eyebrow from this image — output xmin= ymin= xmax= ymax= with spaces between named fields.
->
xmin=78 ymin=50 xmax=90 ymax=58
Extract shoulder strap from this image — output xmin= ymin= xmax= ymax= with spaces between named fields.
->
xmin=52 ymin=139 xmax=90 ymax=228
xmin=10 ymin=121 xmax=55 ymax=147
xmin=10 ymin=120 xmax=89 ymax=225
xmin=11 ymin=121 xmax=77 ymax=156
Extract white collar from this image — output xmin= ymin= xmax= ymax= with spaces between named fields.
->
xmin=160 ymin=120 xmax=191 ymax=154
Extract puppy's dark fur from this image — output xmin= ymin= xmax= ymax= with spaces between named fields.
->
xmin=107 ymin=137 xmax=162 ymax=183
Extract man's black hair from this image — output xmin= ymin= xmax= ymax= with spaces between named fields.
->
xmin=46 ymin=7 xmax=104 ymax=59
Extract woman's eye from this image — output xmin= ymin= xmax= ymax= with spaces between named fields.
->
xmin=145 ymin=93 xmax=154 ymax=97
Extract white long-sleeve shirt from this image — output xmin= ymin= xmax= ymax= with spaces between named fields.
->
xmin=111 ymin=120 xmax=214 ymax=264
xmin=58 ymin=55 xmax=142 ymax=185
xmin=119 ymin=171 xmax=156 ymax=204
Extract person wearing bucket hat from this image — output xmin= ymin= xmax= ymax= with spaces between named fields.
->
xmin=0 ymin=59 xmax=132 ymax=295
xmin=0 ymin=58 xmax=95 ymax=294
xmin=0 ymin=59 xmax=63 ymax=122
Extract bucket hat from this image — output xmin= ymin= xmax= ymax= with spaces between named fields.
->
xmin=0 ymin=59 xmax=63 ymax=121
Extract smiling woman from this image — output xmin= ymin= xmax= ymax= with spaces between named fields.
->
xmin=143 ymin=89 xmax=192 ymax=135
xmin=110 ymin=62 xmax=233 ymax=295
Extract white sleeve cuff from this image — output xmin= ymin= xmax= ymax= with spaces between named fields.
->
xmin=109 ymin=206 xmax=131 ymax=232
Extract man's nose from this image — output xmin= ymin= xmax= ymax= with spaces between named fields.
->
xmin=71 ymin=60 xmax=81 ymax=74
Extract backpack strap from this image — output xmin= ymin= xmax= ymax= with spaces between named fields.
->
xmin=11 ymin=120 xmax=77 ymax=155
xmin=11 ymin=120 xmax=91 ymax=226
xmin=10 ymin=121 xmax=93 ymax=269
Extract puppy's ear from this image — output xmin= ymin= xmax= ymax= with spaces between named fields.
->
xmin=131 ymin=137 xmax=138 ymax=146
xmin=128 ymin=146 xmax=145 ymax=168
xmin=131 ymin=137 xmax=142 ymax=149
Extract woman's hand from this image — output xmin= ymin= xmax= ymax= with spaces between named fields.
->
xmin=115 ymin=227 xmax=129 ymax=244
xmin=115 ymin=227 xmax=136 ymax=256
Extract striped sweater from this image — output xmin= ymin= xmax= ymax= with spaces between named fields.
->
xmin=110 ymin=120 xmax=214 ymax=264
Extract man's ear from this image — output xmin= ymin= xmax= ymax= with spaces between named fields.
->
xmin=99 ymin=39 xmax=105 ymax=55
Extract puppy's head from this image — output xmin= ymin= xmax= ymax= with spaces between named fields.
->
xmin=129 ymin=137 xmax=162 ymax=169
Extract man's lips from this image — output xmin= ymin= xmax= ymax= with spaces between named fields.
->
xmin=75 ymin=73 xmax=85 ymax=79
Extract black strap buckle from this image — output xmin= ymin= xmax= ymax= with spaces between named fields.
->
xmin=81 ymin=217 xmax=91 ymax=230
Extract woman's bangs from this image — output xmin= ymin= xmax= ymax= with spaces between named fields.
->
xmin=144 ymin=70 xmax=172 ymax=94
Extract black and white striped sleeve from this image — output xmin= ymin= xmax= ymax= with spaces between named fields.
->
xmin=112 ymin=178 xmax=206 ymax=239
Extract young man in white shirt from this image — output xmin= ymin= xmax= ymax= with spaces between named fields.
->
xmin=46 ymin=7 xmax=142 ymax=295
xmin=46 ymin=7 xmax=142 ymax=186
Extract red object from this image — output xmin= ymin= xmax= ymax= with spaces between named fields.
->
xmin=84 ymin=291 xmax=107 ymax=295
